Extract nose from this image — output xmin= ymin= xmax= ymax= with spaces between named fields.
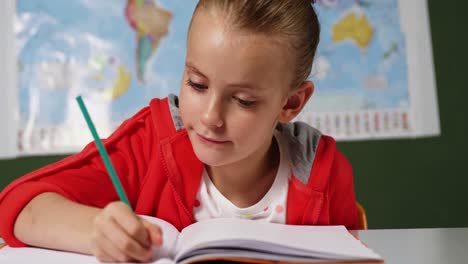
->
xmin=200 ymin=96 xmax=224 ymax=128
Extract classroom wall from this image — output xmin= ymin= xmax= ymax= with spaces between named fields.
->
xmin=0 ymin=0 xmax=466 ymax=229
xmin=339 ymin=0 xmax=468 ymax=228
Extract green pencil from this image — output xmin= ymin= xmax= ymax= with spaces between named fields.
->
xmin=76 ymin=95 xmax=132 ymax=209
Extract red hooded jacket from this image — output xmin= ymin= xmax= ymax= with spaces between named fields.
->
xmin=0 ymin=96 xmax=359 ymax=247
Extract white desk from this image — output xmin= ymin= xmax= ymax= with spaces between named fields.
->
xmin=354 ymin=228 xmax=468 ymax=264
xmin=1 ymin=228 xmax=468 ymax=263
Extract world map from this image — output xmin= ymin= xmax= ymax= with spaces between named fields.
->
xmin=15 ymin=0 xmax=408 ymax=153
xmin=307 ymin=0 xmax=408 ymax=114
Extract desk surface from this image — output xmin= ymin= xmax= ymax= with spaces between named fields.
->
xmin=1 ymin=228 xmax=468 ymax=263
xmin=353 ymin=227 xmax=468 ymax=264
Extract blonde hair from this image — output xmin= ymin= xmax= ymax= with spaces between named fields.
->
xmin=191 ymin=0 xmax=320 ymax=89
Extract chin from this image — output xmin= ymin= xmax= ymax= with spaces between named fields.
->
xmin=192 ymin=146 xmax=232 ymax=167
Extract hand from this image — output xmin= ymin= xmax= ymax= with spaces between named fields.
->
xmin=90 ymin=201 xmax=163 ymax=262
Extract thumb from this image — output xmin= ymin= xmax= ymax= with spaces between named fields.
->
xmin=142 ymin=220 xmax=163 ymax=247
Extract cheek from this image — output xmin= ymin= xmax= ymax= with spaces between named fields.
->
xmin=179 ymin=86 xmax=196 ymax=125
xmin=228 ymin=111 xmax=276 ymax=143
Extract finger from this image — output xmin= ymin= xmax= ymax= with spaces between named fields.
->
xmin=93 ymin=250 xmax=113 ymax=263
xmin=104 ymin=217 xmax=153 ymax=262
xmin=108 ymin=203 xmax=151 ymax=248
xmin=142 ymin=220 xmax=163 ymax=247
xmin=90 ymin=223 xmax=119 ymax=262
xmin=95 ymin=231 xmax=131 ymax=263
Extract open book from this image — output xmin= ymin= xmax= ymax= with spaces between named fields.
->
xmin=0 ymin=215 xmax=383 ymax=264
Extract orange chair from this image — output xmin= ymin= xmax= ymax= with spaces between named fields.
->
xmin=356 ymin=202 xmax=368 ymax=230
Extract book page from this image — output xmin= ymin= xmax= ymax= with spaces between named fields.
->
xmin=175 ymin=218 xmax=381 ymax=261
xmin=139 ymin=215 xmax=180 ymax=259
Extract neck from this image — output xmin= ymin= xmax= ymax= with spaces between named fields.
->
xmin=206 ymin=135 xmax=280 ymax=208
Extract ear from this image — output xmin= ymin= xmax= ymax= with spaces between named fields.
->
xmin=278 ymin=81 xmax=314 ymax=123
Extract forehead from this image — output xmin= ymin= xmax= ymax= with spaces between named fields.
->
xmin=186 ymin=10 xmax=294 ymax=91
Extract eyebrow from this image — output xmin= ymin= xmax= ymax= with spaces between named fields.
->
xmin=185 ymin=61 xmax=259 ymax=91
xmin=185 ymin=62 xmax=207 ymax=79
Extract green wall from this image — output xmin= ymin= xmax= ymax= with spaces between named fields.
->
xmin=0 ymin=0 xmax=466 ymax=229
xmin=339 ymin=0 xmax=468 ymax=228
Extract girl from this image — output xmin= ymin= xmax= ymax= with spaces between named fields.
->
xmin=0 ymin=0 xmax=359 ymax=262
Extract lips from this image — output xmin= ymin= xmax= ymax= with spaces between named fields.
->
xmin=197 ymin=133 xmax=230 ymax=144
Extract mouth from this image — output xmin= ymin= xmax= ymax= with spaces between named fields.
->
xmin=196 ymin=133 xmax=230 ymax=145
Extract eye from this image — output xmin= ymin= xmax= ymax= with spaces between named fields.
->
xmin=234 ymin=96 xmax=256 ymax=107
xmin=186 ymin=79 xmax=207 ymax=91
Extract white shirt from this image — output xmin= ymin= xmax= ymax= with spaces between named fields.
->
xmin=193 ymin=131 xmax=292 ymax=224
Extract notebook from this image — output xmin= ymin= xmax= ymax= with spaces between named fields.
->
xmin=0 ymin=215 xmax=383 ymax=264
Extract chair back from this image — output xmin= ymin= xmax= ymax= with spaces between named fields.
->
xmin=356 ymin=202 xmax=368 ymax=230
